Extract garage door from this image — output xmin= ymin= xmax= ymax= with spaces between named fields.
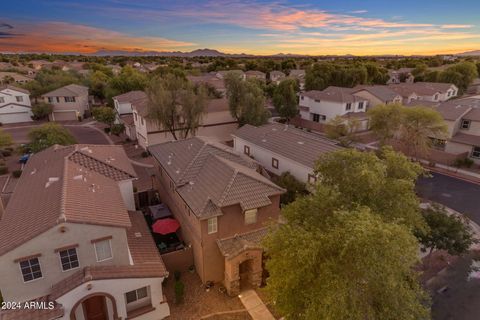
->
xmin=0 ymin=112 xmax=33 ymax=124
xmin=53 ymin=111 xmax=77 ymax=121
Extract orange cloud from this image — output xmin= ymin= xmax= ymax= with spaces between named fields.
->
xmin=0 ymin=21 xmax=195 ymax=53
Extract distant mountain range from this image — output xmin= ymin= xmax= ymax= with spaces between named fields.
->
xmin=455 ymin=50 xmax=480 ymax=56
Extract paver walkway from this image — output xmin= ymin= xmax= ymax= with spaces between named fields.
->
xmin=238 ymin=289 xmax=275 ymax=320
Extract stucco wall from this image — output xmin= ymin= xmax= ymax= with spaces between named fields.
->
xmin=0 ymin=223 xmax=130 ymax=302
xmin=299 ymin=95 xmax=368 ymax=122
xmin=118 ymin=179 xmax=136 ymax=211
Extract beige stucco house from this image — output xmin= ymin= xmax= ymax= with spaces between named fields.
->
xmin=0 ymin=145 xmax=170 ymax=320
xmin=42 ymin=84 xmax=89 ymax=121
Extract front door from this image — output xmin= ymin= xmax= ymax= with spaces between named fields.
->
xmin=83 ymin=295 xmax=108 ymax=320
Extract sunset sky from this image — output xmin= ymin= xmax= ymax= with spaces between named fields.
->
xmin=1 ymin=0 xmax=480 ymax=55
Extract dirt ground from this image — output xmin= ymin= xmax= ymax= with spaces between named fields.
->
xmin=164 ymin=271 xmax=252 ymax=320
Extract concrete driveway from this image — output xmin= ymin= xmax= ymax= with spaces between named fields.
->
xmin=3 ymin=123 xmax=110 ymax=145
xmin=417 ymin=172 xmax=480 ymax=225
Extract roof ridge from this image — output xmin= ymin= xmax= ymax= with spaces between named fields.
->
xmin=177 ymin=138 xmax=208 ymax=183
xmin=69 ymin=149 xmax=135 ymax=180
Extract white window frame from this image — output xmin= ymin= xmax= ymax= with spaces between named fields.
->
xmin=207 ymin=217 xmax=218 ymax=234
xmin=0 ymin=97 xmax=4 ymax=103
xmin=472 ymin=146 xmax=480 ymax=159
xmin=244 ymin=209 xmax=258 ymax=225
xmin=58 ymin=248 xmax=80 ymax=272
xmin=358 ymin=102 xmax=364 ymax=110
xmin=126 ymin=286 xmax=149 ymax=304
xmin=461 ymin=119 xmax=471 ymax=130
xmin=346 ymin=103 xmax=352 ymax=111
xmin=94 ymin=239 xmax=113 ymax=262
xmin=19 ymin=257 xmax=43 ymax=283
xmin=15 ymin=96 xmax=23 ymax=102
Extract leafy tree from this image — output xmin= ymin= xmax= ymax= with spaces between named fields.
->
xmin=325 ymin=116 xmax=359 ymax=147
xmin=106 ymin=65 xmax=148 ymax=100
xmin=367 ymin=103 xmax=404 ymax=145
xmin=87 ymin=71 xmax=110 ymax=102
xmin=416 ymin=204 xmax=476 ymax=255
xmin=272 ymin=172 xmax=308 ymax=206
xmin=0 ymin=129 xmax=13 ymax=150
xmin=147 ymin=74 xmax=207 ymax=140
xmin=439 ymin=62 xmax=478 ymax=93
xmin=272 ymin=79 xmax=298 ymax=122
xmin=314 ymin=147 xmax=426 ymax=230
xmin=224 ymin=73 xmax=270 ymax=126
xmin=92 ymin=106 xmax=116 ymax=129
xmin=399 ymin=106 xmax=447 ymax=159
xmin=264 ymin=185 xmax=430 ymax=320
xmin=28 ymin=123 xmax=76 ymax=152
xmin=31 ymin=102 xmax=53 ymax=120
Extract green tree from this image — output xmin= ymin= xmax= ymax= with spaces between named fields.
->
xmin=106 ymin=65 xmax=148 ymax=100
xmin=264 ymin=185 xmax=430 ymax=320
xmin=92 ymin=106 xmax=116 ymax=130
xmin=399 ymin=106 xmax=447 ymax=159
xmin=272 ymin=79 xmax=298 ymax=122
xmin=87 ymin=71 xmax=110 ymax=102
xmin=325 ymin=116 xmax=359 ymax=147
xmin=416 ymin=204 xmax=476 ymax=255
xmin=28 ymin=123 xmax=76 ymax=152
xmin=439 ymin=62 xmax=478 ymax=94
xmin=272 ymin=172 xmax=307 ymax=206
xmin=31 ymin=102 xmax=53 ymax=120
xmin=367 ymin=103 xmax=404 ymax=145
xmin=147 ymin=74 xmax=207 ymax=140
xmin=0 ymin=129 xmax=13 ymax=150
xmin=315 ymin=147 xmax=426 ymax=230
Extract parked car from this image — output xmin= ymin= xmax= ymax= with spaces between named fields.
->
xmin=19 ymin=154 xmax=31 ymax=164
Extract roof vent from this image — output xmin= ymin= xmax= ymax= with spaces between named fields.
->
xmin=45 ymin=177 xmax=60 ymax=188
xmin=297 ymin=141 xmax=304 ymax=145
xmin=30 ymin=168 xmax=37 ymax=175
xmin=261 ymin=139 xmax=267 ymax=143
xmin=167 ymin=160 xmax=172 ymax=165
xmin=175 ymin=169 xmax=180 ymax=174
xmin=134 ymin=232 xmax=142 ymax=238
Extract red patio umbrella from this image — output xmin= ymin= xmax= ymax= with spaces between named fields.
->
xmin=152 ymin=218 xmax=180 ymax=235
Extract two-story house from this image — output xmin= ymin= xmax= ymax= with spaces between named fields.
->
xmin=187 ymin=74 xmax=226 ymax=97
xmin=0 ymin=85 xmax=33 ymax=124
xmin=214 ymin=70 xmax=246 ymax=81
xmin=131 ymin=94 xmax=238 ymax=149
xmin=388 ymin=82 xmax=458 ymax=104
xmin=113 ymin=90 xmax=146 ymax=141
xmin=0 ymin=144 xmax=170 ymax=320
xmin=42 ymin=84 xmax=89 ymax=121
xmin=298 ymin=86 xmax=370 ymax=131
xmin=387 ymin=68 xmax=415 ymax=84
xmin=0 ymin=72 xmax=33 ymax=85
xmin=288 ymin=69 xmax=305 ymax=90
xmin=232 ymin=123 xmax=341 ymax=184
xmin=351 ymin=85 xmax=403 ymax=107
xmin=149 ymin=138 xmax=284 ymax=295
xmin=269 ymin=71 xmax=286 ymax=84
xmin=245 ymin=70 xmax=266 ymax=82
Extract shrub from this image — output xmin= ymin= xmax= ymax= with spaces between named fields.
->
xmin=141 ymin=151 xmax=149 ymax=158
xmin=174 ymin=281 xmax=185 ymax=304
xmin=0 ymin=166 xmax=8 ymax=175
xmin=31 ymin=102 xmax=53 ymax=120
xmin=111 ymin=124 xmax=125 ymax=136
xmin=104 ymin=127 xmax=110 ymax=134
xmin=12 ymin=170 xmax=22 ymax=178
xmin=1 ymin=150 xmax=11 ymax=157
xmin=454 ymin=158 xmax=475 ymax=168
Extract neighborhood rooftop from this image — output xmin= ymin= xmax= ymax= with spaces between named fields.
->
xmin=233 ymin=123 xmax=342 ymax=168
xmin=0 ymin=144 xmax=137 ymax=256
xmin=42 ymin=84 xmax=89 ymax=97
xmin=302 ymin=86 xmax=366 ymax=103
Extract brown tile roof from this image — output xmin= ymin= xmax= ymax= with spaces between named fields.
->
xmin=388 ymin=82 xmax=456 ymax=97
xmin=217 ymin=227 xmax=270 ymax=259
xmin=431 ymin=98 xmax=480 ymax=121
xmin=233 ymin=123 xmax=342 ymax=168
xmin=269 ymin=71 xmax=285 ymax=77
xmin=245 ymin=70 xmax=266 ymax=77
xmin=302 ymin=86 xmax=367 ymax=104
xmin=130 ymin=95 xmax=149 ymax=117
xmin=450 ymin=133 xmax=480 ymax=146
xmin=187 ymin=74 xmax=226 ymax=91
xmin=42 ymin=84 xmax=88 ymax=97
xmin=113 ymin=90 xmax=146 ymax=103
xmin=289 ymin=69 xmax=305 ymax=78
xmin=0 ymin=145 xmax=136 ymax=256
xmin=0 ymin=84 xmax=31 ymax=95
xmin=353 ymin=85 xmax=401 ymax=102
xmin=149 ymin=137 xmax=284 ymax=219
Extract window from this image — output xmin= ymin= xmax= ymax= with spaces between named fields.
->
xmin=300 ymin=95 xmax=304 ymax=100
xmin=346 ymin=103 xmax=352 ymax=111
xmin=48 ymin=97 xmax=53 ymax=103
xmin=59 ymin=248 xmax=79 ymax=271
xmin=358 ymin=102 xmax=364 ymax=110
xmin=448 ymin=91 xmax=451 ymax=97
xmin=314 ymin=99 xmax=320 ymax=103
xmin=56 ymin=97 xmax=60 ymax=103
xmin=312 ymin=113 xmax=320 ymax=122
xmin=64 ymin=96 xmax=76 ymax=102
xmin=15 ymin=96 xmax=23 ymax=102
xmin=207 ymin=217 xmax=218 ymax=234
xmin=244 ymin=209 xmax=257 ymax=225
xmin=308 ymin=174 xmax=317 ymax=184
xmin=244 ymin=145 xmax=250 ymax=155
xmin=472 ymin=146 xmax=480 ymax=159
xmin=272 ymin=158 xmax=279 ymax=169
xmin=0 ymin=97 xmax=4 ymax=103
xmin=461 ymin=119 xmax=471 ymax=130
xmin=134 ymin=112 xmax=138 ymax=121
xmin=19 ymin=257 xmax=42 ymax=282
xmin=126 ymin=287 xmax=148 ymax=304
xmin=94 ymin=239 xmax=113 ymax=262
xmin=434 ymin=93 xmax=439 ymax=101
xmin=141 ymin=117 xmax=144 ymax=126
xmin=429 ymin=138 xmax=446 ymax=151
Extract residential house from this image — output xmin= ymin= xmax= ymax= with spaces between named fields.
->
xmin=214 ymin=70 xmax=246 ymax=81
xmin=298 ymin=86 xmax=370 ymax=131
xmin=269 ymin=70 xmax=286 ymax=84
xmin=245 ymin=70 xmax=266 ymax=82
xmin=388 ymin=82 xmax=458 ymax=103
xmin=431 ymin=98 xmax=480 ymax=164
xmin=0 ymin=144 xmax=170 ymax=320
xmin=288 ymin=69 xmax=306 ymax=90
xmin=187 ymin=74 xmax=226 ymax=97
xmin=387 ymin=68 xmax=415 ymax=84
xmin=29 ymin=60 xmax=51 ymax=70
xmin=467 ymin=79 xmax=480 ymax=95
xmin=113 ymin=91 xmax=146 ymax=140
xmin=352 ymin=85 xmax=403 ymax=107
xmin=0 ymin=85 xmax=33 ymax=124
xmin=131 ymin=94 xmax=238 ymax=149
xmin=149 ymin=138 xmax=284 ymax=295
xmin=0 ymin=72 xmax=33 ymax=85
xmin=42 ymin=84 xmax=89 ymax=121
xmin=233 ymin=123 xmax=341 ymax=184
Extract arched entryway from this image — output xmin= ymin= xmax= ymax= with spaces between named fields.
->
xmin=70 ymin=293 xmax=118 ymax=320
xmin=223 ymin=249 xmax=263 ymax=296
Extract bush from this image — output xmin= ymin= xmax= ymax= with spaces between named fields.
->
xmin=31 ymin=102 xmax=53 ymax=120
xmin=104 ymin=127 xmax=110 ymax=133
xmin=174 ymin=281 xmax=185 ymax=304
xmin=111 ymin=124 xmax=125 ymax=136
xmin=141 ymin=151 xmax=149 ymax=158
xmin=454 ymin=158 xmax=474 ymax=168
xmin=0 ymin=166 xmax=8 ymax=175
xmin=1 ymin=150 xmax=11 ymax=157
xmin=12 ymin=170 xmax=22 ymax=178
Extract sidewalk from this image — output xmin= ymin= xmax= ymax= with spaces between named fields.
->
xmin=238 ymin=289 xmax=275 ymax=320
